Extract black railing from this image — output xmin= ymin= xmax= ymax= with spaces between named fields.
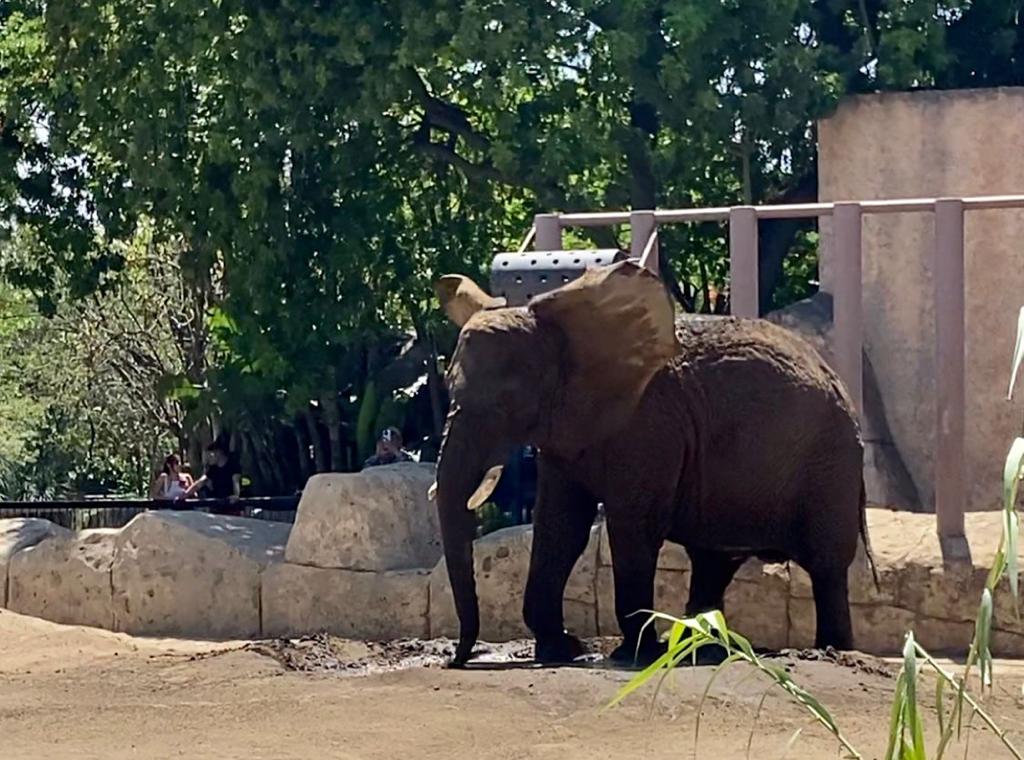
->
xmin=0 ymin=496 xmax=301 ymax=531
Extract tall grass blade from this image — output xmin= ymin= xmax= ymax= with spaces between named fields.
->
xmin=780 ymin=728 xmax=804 ymax=760
xmin=883 ymin=672 xmax=907 ymax=760
xmin=903 ymin=634 xmax=928 ymax=759
xmin=746 ymin=686 xmax=773 ymax=760
xmin=1006 ymin=509 xmax=1021 ymax=616
xmin=1008 ymin=306 xmax=1024 ymax=399
xmin=975 ymin=589 xmax=995 ymax=689
xmin=693 ymin=652 xmax=743 ymax=758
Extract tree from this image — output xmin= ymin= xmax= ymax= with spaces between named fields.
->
xmin=0 ymin=228 xmax=192 ymax=496
xmin=2 ymin=0 xmax=1023 ymax=494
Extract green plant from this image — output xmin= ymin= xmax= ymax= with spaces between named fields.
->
xmin=477 ymin=501 xmax=517 ymax=537
xmin=607 ymin=309 xmax=1024 ymax=758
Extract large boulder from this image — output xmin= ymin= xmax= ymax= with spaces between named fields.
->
xmin=7 ymin=528 xmax=118 ymax=629
xmin=111 ymin=510 xmax=290 ymax=639
xmin=285 ymin=462 xmax=439 ymax=572
xmin=429 ymin=523 xmax=601 ymax=640
xmin=262 ymin=564 xmax=430 ymax=639
xmin=0 ymin=518 xmax=70 ymax=607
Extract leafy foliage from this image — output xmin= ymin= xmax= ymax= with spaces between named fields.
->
xmin=3 ymin=1 xmax=1024 ymax=494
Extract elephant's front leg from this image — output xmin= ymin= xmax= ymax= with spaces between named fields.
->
xmin=522 ymin=456 xmax=597 ymax=664
xmin=606 ymin=515 xmax=663 ymax=666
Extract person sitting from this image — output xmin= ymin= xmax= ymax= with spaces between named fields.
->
xmin=150 ymin=454 xmax=194 ymax=503
xmin=181 ymin=440 xmax=242 ymax=515
xmin=362 ymin=427 xmax=413 ymax=469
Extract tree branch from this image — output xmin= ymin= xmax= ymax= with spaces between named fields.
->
xmin=404 ymin=68 xmax=491 ymax=152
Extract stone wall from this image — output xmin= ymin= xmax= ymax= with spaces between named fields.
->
xmin=2 ymin=495 xmax=1022 ymax=657
xmin=817 ymin=87 xmax=1024 ymax=512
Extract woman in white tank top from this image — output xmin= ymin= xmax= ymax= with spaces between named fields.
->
xmin=150 ymin=454 xmax=194 ymax=502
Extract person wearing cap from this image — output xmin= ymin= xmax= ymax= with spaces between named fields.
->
xmin=362 ymin=427 xmax=413 ymax=469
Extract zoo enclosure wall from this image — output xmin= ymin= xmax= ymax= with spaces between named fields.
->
xmin=529 ymin=194 xmax=1024 ymax=562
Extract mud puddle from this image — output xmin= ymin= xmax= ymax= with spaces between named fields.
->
xmin=246 ymin=634 xmax=895 ymax=680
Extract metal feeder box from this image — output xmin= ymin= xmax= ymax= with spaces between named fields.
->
xmin=489 ymin=249 xmax=627 ymax=307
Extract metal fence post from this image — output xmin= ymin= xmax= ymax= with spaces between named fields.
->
xmin=729 ymin=206 xmax=759 ymax=317
xmin=833 ymin=202 xmax=864 ymax=418
xmin=534 ymin=213 xmax=562 ymax=250
xmin=934 ymin=198 xmax=970 ymax=563
xmin=630 ymin=211 xmax=658 ymax=275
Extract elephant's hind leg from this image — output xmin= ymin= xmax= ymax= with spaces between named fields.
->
xmin=809 ymin=567 xmax=853 ymax=650
xmin=684 ymin=548 xmax=745 ymax=616
xmin=605 ymin=515 xmax=664 ymax=667
xmin=682 ymin=548 xmax=746 ymax=665
xmin=523 ymin=456 xmax=597 ymax=664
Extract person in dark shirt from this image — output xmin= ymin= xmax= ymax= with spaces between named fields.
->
xmin=181 ymin=440 xmax=242 ymax=515
xmin=362 ymin=427 xmax=413 ymax=469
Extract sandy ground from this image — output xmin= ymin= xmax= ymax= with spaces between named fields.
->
xmin=2 ymin=609 xmax=1024 ymax=760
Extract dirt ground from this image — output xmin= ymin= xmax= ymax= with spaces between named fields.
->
xmin=2 ymin=609 xmax=1023 ymax=760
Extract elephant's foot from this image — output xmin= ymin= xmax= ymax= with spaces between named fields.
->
xmin=447 ymin=637 xmax=479 ymax=669
xmin=534 ymin=632 xmax=587 ymax=664
xmin=689 ymin=643 xmax=729 ymax=667
xmin=609 ymin=637 xmax=666 ymax=668
xmin=608 ymin=639 xmax=732 ymax=668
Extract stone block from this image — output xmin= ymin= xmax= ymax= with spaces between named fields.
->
xmin=8 ymin=528 xmax=117 ymax=629
xmin=429 ymin=523 xmax=600 ymax=641
xmin=111 ymin=511 xmax=289 ymax=638
xmin=596 ymin=521 xmax=690 ymax=571
xmin=0 ymin=518 xmax=70 ymax=607
xmin=285 ymin=463 xmax=440 ymax=572
xmin=262 ymin=563 xmax=430 ymax=639
xmin=724 ymin=561 xmax=790 ymax=650
xmin=595 ymin=566 xmax=691 ymax=638
xmin=991 ymin=628 xmax=1024 ymax=658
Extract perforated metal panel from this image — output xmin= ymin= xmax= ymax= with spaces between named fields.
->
xmin=489 ymin=249 xmax=627 ymax=306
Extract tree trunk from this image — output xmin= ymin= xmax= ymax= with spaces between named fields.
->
xmin=757 ymin=170 xmax=819 ymax=314
xmin=293 ymin=422 xmax=313 ymax=482
xmin=320 ymin=393 xmax=345 ymax=472
xmin=304 ymin=407 xmax=329 ymax=473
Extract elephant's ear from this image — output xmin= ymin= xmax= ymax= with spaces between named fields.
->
xmin=435 ymin=275 xmax=506 ymax=327
xmin=528 ymin=260 xmax=679 ymax=440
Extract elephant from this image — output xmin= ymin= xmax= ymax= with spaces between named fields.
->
xmin=432 ymin=259 xmax=876 ymax=668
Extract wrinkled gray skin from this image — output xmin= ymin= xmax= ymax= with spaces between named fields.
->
xmin=435 ymin=263 xmax=871 ymax=668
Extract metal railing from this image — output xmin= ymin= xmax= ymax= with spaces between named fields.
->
xmin=532 ymin=193 xmax=1024 ymax=562
xmin=0 ymin=495 xmax=300 ymax=531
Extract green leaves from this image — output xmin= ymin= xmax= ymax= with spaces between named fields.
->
xmin=607 ymin=609 xmax=861 ymax=759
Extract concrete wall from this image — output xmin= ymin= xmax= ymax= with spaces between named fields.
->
xmin=818 ymin=88 xmax=1024 ymax=512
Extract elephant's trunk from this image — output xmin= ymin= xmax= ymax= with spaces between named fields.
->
xmin=435 ymin=411 xmax=506 ymax=667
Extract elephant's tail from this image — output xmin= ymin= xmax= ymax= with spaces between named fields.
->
xmin=859 ymin=478 xmax=880 ymax=592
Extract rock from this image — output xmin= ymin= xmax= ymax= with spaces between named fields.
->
xmin=429 ymin=523 xmax=600 ymax=641
xmin=597 ymin=520 xmax=690 ymax=571
xmin=262 ymin=563 xmax=430 ymax=639
xmin=789 ymin=542 xmax=896 ymax=607
xmin=852 ymin=605 xmax=918 ymax=655
xmin=0 ymin=519 xmax=70 ymax=607
xmin=596 ymin=566 xmax=691 ymax=638
xmin=789 ymin=599 xmax=918 ymax=654
xmin=991 ymin=628 xmax=1024 ymax=658
xmin=111 ymin=511 xmax=290 ymax=639
xmin=285 ymin=463 xmax=440 ymax=572
xmin=8 ymin=528 xmax=118 ymax=629
xmin=725 ymin=561 xmax=790 ymax=650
